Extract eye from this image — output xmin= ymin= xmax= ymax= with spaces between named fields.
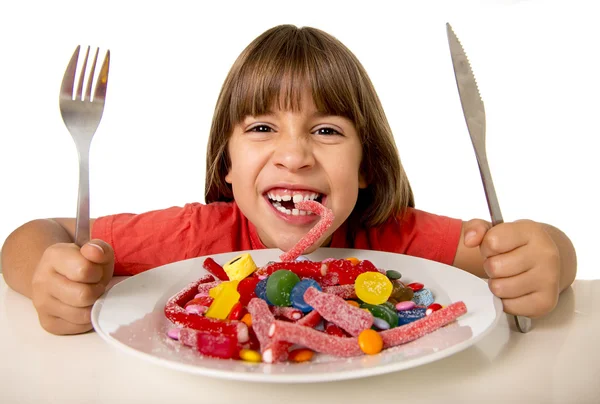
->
xmin=314 ymin=126 xmax=342 ymax=136
xmin=247 ymin=124 xmax=273 ymax=133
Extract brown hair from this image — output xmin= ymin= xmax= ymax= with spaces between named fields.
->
xmin=205 ymin=25 xmax=414 ymax=232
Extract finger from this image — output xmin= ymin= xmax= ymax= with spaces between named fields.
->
xmin=45 ymin=244 xmax=105 ymax=284
xmin=43 ymin=295 xmax=93 ymax=325
xmin=462 ymin=219 xmax=492 ymax=248
xmin=47 ymin=270 xmax=106 ymax=307
xmin=80 ymin=239 xmax=114 ymax=265
xmin=479 ymin=222 xmax=531 ymax=259
xmin=488 ymin=269 xmax=536 ymax=299
xmin=38 ymin=313 xmax=93 ymax=335
xmin=483 ymin=245 xmax=534 ymax=278
xmin=501 ymin=291 xmax=558 ymax=318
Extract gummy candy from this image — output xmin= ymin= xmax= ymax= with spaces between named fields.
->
xmin=354 ymin=272 xmax=393 ymax=305
xmin=266 ymin=270 xmax=301 ymax=306
xmin=290 ymin=279 xmax=322 ymax=312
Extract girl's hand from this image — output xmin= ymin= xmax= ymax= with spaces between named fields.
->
xmin=31 ymin=240 xmax=114 ymax=335
xmin=463 ymin=219 xmax=561 ymax=318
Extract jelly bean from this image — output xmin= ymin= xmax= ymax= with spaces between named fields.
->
xmin=239 ymin=349 xmax=262 ymax=363
xmin=279 ymin=201 xmax=334 ymax=262
xmin=385 ymin=269 xmax=402 ymax=280
xmin=426 ymin=303 xmax=443 ymax=316
xmin=345 ymin=257 xmax=360 ymax=266
xmin=325 ymin=322 xmax=348 ymax=338
xmin=295 ymin=255 xmax=311 ymax=261
xmin=360 ymin=303 xmax=398 ymax=329
xmin=390 ymin=283 xmax=414 ymax=302
xmin=397 ymin=307 xmax=427 ymax=326
xmin=255 ymin=278 xmax=272 ymax=304
xmin=266 ymin=270 xmax=301 ymax=306
xmin=290 ymin=279 xmax=322 ymax=312
xmin=346 ymin=300 xmax=360 ymax=308
xmin=358 ymin=329 xmax=383 ymax=355
xmin=223 ymin=253 xmax=258 ymax=281
xmin=227 ymin=302 xmax=244 ymax=320
xmin=372 ymin=317 xmax=390 ymax=330
xmin=412 ymin=288 xmax=435 ymax=307
xmin=395 ymin=300 xmax=416 ymax=311
xmin=289 ymin=348 xmax=314 ymax=363
xmin=241 ymin=313 xmax=252 ymax=328
xmin=167 ymin=328 xmax=180 ymax=340
xmin=205 ymin=281 xmax=241 ymax=320
xmin=354 ymin=272 xmax=393 ymax=305
xmin=237 ymin=277 xmax=260 ymax=306
xmin=407 ymin=282 xmax=424 ymax=292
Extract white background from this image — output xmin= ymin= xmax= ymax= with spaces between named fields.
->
xmin=0 ymin=0 xmax=597 ymax=279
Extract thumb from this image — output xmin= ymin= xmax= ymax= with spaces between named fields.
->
xmin=463 ymin=219 xmax=492 ymax=248
xmin=80 ymin=239 xmax=114 ymax=264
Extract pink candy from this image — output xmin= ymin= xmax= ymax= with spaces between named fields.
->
xmin=303 ymin=287 xmax=373 ymax=336
xmin=247 ymin=298 xmax=275 ymax=351
xmin=322 ymin=284 xmax=357 ymax=299
xmin=271 ymin=306 xmax=303 ymax=321
xmin=279 ymin=201 xmax=334 ymax=262
xmin=380 ymin=301 xmax=467 ymax=348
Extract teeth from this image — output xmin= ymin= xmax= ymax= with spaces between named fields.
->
xmin=292 ymin=209 xmax=299 ymax=215
xmin=281 ymin=195 xmax=291 ymax=201
xmin=292 ymin=194 xmax=303 ymax=203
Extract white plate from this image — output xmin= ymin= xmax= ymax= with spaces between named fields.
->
xmin=92 ymin=248 xmax=502 ymax=383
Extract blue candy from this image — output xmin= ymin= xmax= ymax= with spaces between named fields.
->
xmin=397 ymin=307 xmax=427 ymax=326
xmin=290 ymin=279 xmax=322 ymax=312
xmin=295 ymin=255 xmax=311 ymax=262
xmin=412 ymin=288 xmax=434 ymax=307
xmin=255 ymin=278 xmax=273 ymax=305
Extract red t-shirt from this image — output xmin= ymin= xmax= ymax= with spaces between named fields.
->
xmin=92 ymin=202 xmax=463 ymax=276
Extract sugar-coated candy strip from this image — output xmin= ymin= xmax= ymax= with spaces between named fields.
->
xmin=179 ymin=328 xmax=240 ymax=359
xmin=304 ymin=287 xmax=373 ymax=336
xmin=322 ymin=284 xmax=357 ymax=299
xmin=203 ymin=257 xmax=229 ymax=281
xmin=247 ymin=298 xmax=276 ymax=351
xmin=262 ymin=310 xmax=323 ymax=363
xmin=197 ymin=280 xmax=222 ymax=295
xmin=271 ymin=306 xmax=303 ymax=321
xmin=379 ymin=301 xmax=467 ymax=348
xmin=164 ymin=275 xmax=248 ymax=343
xmin=279 ymin=201 xmax=334 ymax=262
xmin=256 ymin=261 xmax=327 ymax=280
xmin=268 ymin=320 xmax=363 ymax=357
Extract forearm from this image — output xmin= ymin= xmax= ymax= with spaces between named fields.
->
xmin=542 ymin=223 xmax=577 ymax=292
xmin=1 ymin=219 xmax=73 ymax=298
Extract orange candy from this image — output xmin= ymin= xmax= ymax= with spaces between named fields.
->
xmin=345 ymin=257 xmax=360 ymax=266
xmin=289 ymin=348 xmax=314 ymax=363
xmin=346 ymin=300 xmax=360 ymax=308
xmin=240 ymin=313 xmax=252 ymax=328
xmin=358 ymin=329 xmax=383 ymax=355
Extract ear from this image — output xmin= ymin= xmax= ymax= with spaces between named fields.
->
xmin=225 ymin=170 xmax=233 ymax=184
xmin=358 ymin=172 xmax=368 ymax=189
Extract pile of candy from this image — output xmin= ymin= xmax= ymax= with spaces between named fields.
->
xmin=163 ymin=201 xmax=467 ymax=363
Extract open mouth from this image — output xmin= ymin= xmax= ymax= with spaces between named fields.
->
xmin=265 ymin=189 xmax=324 ymax=216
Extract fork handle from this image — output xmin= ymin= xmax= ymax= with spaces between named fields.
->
xmin=74 ymin=147 xmax=91 ymax=247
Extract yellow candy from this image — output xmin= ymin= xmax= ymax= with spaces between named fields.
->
xmin=223 ymin=253 xmax=257 ymax=281
xmin=239 ymin=349 xmax=262 ymax=363
xmin=358 ymin=329 xmax=383 ymax=355
xmin=205 ymin=281 xmax=240 ymax=320
xmin=209 ymin=280 xmax=239 ymax=298
xmin=354 ymin=272 xmax=393 ymax=305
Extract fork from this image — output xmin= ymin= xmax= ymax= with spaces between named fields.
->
xmin=59 ymin=45 xmax=110 ymax=247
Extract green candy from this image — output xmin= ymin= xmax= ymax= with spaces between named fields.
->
xmin=386 ymin=269 xmax=402 ymax=280
xmin=360 ymin=302 xmax=399 ymax=329
xmin=266 ymin=270 xmax=301 ymax=306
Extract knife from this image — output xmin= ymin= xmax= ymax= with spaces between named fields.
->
xmin=446 ymin=23 xmax=532 ymax=333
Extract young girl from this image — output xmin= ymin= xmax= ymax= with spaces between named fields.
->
xmin=1 ymin=25 xmax=576 ymax=335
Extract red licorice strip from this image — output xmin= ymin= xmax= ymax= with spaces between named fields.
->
xmin=304 ymin=287 xmax=373 ymax=336
xmin=262 ymin=310 xmax=323 ymax=363
xmin=268 ymin=320 xmax=363 ymax=358
xmin=256 ymin=261 xmax=327 ymax=280
xmin=247 ymin=298 xmax=275 ymax=351
xmin=279 ymin=201 xmax=334 ymax=262
xmin=203 ymin=257 xmax=229 ymax=281
xmin=164 ymin=276 xmax=248 ymax=343
xmin=271 ymin=306 xmax=303 ymax=321
xmin=380 ymin=301 xmax=467 ymax=348
xmin=322 ymin=284 xmax=357 ymax=299
xmin=179 ymin=328 xmax=240 ymax=359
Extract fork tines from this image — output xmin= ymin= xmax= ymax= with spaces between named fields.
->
xmin=60 ymin=45 xmax=110 ymax=103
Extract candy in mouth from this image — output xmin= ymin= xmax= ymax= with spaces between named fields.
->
xmin=266 ymin=190 xmax=324 ymax=216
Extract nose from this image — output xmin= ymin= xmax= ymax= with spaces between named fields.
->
xmin=271 ymin=132 xmax=315 ymax=172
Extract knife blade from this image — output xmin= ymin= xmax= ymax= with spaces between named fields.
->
xmin=446 ymin=23 xmax=532 ymax=333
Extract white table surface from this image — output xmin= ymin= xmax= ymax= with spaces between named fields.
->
xmin=1 ymin=276 xmax=598 ymax=404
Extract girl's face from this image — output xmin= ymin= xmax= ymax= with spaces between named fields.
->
xmin=226 ymin=92 xmax=366 ymax=253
